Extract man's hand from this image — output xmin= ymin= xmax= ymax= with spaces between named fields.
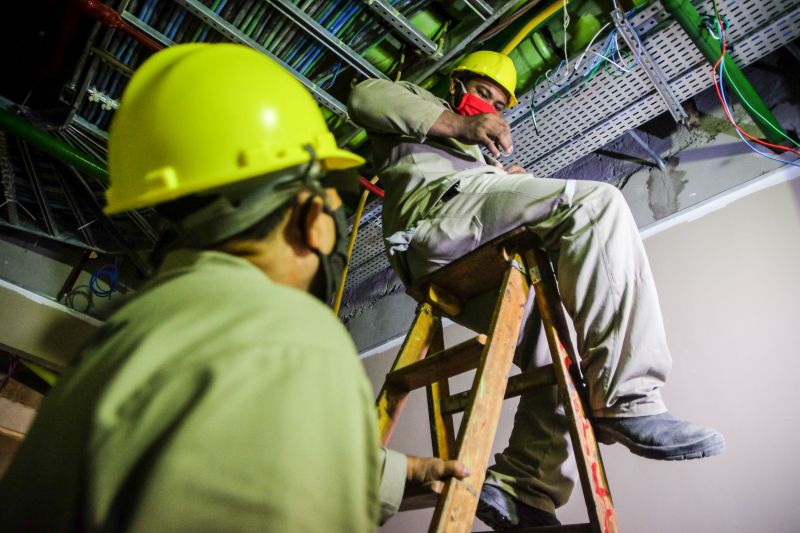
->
xmin=504 ymin=164 xmax=527 ymax=174
xmin=431 ymin=111 xmax=513 ymax=158
xmin=406 ymin=455 xmax=471 ymax=486
xmin=459 ymin=114 xmax=513 ymax=158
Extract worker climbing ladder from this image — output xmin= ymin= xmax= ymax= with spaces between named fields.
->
xmin=375 ymin=227 xmax=618 ymax=533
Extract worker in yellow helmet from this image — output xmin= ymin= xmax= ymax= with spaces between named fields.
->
xmin=348 ymin=50 xmax=725 ymax=529
xmin=0 ymin=43 xmax=467 ymax=531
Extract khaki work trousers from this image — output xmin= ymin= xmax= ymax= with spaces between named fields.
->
xmin=401 ymin=174 xmax=671 ymax=513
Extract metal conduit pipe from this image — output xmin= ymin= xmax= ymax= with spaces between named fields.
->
xmin=627 ymin=130 xmax=667 ymax=171
xmin=661 ymin=0 xmax=787 ymax=144
xmin=0 ymin=108 xmax=109 ymax=184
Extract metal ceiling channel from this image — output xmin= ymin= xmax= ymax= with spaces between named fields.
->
xmin=359 ymin=0 xmax=438 ymax=56
xmin=66 ymin=0 xmax=500 ymax=138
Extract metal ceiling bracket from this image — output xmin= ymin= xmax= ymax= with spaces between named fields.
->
xmin=360 ymin=0 xmax=439 ymax=57
xmin=121 ymin=11 xmax=176 ymax=48
xmin=265 ymin=0 xmax=389 ymax=80
xmin=408 ymin=0 xmax=519 ymax=84
xmin=612 ymin=9 xmax=688 ymax=123
xmin=174 ymin=0 xmax=349 ymax=118
xmin=463 ymin=0 xmax=494 ymax=20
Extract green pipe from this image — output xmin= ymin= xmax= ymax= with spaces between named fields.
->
xmin=0 ymin=107 xmax=109 ymax=184
xmin=661 ymin=0 xmax=786 ymax=144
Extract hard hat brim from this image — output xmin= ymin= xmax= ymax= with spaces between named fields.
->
xmin=104 ymin=147 xmax=365 ymax=215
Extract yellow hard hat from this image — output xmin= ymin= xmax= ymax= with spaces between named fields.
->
xmin=451 ymin=50 xmax=518 ymax=107
xmin=105 ymin=43 xmax=364 ymax=214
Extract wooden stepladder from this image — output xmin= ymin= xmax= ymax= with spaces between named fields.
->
xmin=375 ymin=228 xmax=619 ymax=533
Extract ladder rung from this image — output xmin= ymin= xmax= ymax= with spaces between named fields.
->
xmin=385 ymin=335 xmax=487 ymax=391
xmin=443 ymin=364 xmax=556 ymax=415
xmin=479 ymin=524 xmax=592 ymax=533
xmin=398 ymin=480 xmax=444 ymax=511
xmin=402 ymin=485 xmax=594 ymax=532
xmin=489 ymin=524 xmax=593 ymax=533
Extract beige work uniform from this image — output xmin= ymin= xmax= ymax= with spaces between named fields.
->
xmin=349 ymin=80 xmax=671 ymax=513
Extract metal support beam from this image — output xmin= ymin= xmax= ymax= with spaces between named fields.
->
xmin=0 ymin=132 xmax=19 ymax=225
xmin=121 ymin=11 xmax=176 ymax=48
xmin=0 ymin=108 xmax=109 ymax=184
xmin=463 ymin=0 xmax=494 ymax=20
xmin=16 ymin=139 xmax=58 ymax=237
xmin=173 ymin=0 xmax=349 ymax=117
xmin=266 ymin=0 xmax=388 ymax=80
xmin=408 ymin=0 xmax=520 ymax=83
xmin=359 ymin=0 xmax=438 ymax=56
xmin=612 ymin=9 xmax=688 ymax=123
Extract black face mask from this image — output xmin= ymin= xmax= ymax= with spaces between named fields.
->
xmin=302 ymin=196 xmax=349 ymax=306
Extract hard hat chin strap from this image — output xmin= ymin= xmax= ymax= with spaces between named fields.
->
xmin=161 ymin=146 xmax=325 ymax=253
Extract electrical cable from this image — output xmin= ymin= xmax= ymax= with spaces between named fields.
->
xmin=476 ymin=1 xmax=546 ymax=43
xmin=333 ymin=176 xmax=381 ymax=315
xmin=542 ymin=16 xmax=642 ymax=95
xmin=65 ymin=285 xmax=94 ymax=314
xmin=526 ymin=7 xmax=643 ymax=132
xmin=574 ymin=22 xmax=611 ymax=73
xmin=359 ymin=176 xmax=385 ymax=197
xmin=707 ymin=10 xmax=800 ymax=150
xmin=592 ymin=50 xmax=629 ymax=72
xmin=719 ymin=59 xmax=800 ymax=168
xmin=710 ymin=0 xmax=800 ymax=156
xmin=90 ymin=263 xmax=119 ymax=299
xmin=725 ymin=77 xmax=800 ymax=150
xmin=561 ymin=0 xmax=571 ymax=74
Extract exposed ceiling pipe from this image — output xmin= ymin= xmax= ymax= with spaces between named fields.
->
xmin=500 ymin=0 xmax=565 ymax=55
xmin=660 ymin=0 xmax=787 ymax=145
xmin=77 ymin=0 xmax=164 ymax=53
xmin=0 ymin=107 xmax=108 ymax=184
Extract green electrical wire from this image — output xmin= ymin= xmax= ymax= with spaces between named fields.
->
xmin=710 ymin=0 xmax=800 ymax=149
xmin=724 ymin=71 xmax=800 ymax=149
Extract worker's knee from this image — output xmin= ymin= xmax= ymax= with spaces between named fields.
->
xmin=587 ymin=181 xmax=624 ymax=205
xmin=575 ymin=181 xmax=632 ymax=227
xmin=584 ymin=181 xmax=628 ymax=213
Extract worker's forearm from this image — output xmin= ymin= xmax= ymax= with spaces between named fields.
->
xmin=427 ymin=109 xmax=467 ymax=139
xmin=348 ymin=79 xmax=446 ymax=138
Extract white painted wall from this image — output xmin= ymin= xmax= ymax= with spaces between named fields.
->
xmin=0 ymin=278 xmax=100 ymax=370
xmin=362 ymin=170 xmax=800 ymax=532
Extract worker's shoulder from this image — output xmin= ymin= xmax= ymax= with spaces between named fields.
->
xmin=92 ymin=253 xmax=356 ymax=382
xmin=351 ymin=78 xmax=438 ymax=100
xmin=117 ymin=250 xmax=350 ymax=345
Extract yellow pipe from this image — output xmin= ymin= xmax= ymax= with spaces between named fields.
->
xmin=500 ymin=0 xmax=566 ymax=56
xmin=333 ymin=177 xmax=380 ymax=315
xmin=21 ymin=360 xmax=59 ymax=386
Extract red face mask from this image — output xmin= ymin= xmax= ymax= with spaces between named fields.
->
xmin=455 ymin=80 xmax=497 ymax=117
xmin=454 ymin=92 xmax=498 ymax=116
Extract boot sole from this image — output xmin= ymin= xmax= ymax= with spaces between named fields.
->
xmin=594 ymin=426 xmax=727 ymax=461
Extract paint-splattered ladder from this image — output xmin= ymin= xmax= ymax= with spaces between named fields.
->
xmin=375 ymin=227 xmax=619 ymax=533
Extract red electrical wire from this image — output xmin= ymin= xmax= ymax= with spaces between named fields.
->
xmin=711 ymin=12 xmax=800 ymax=156
xmin=359 ymin=176 xmax=384 ymax=198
